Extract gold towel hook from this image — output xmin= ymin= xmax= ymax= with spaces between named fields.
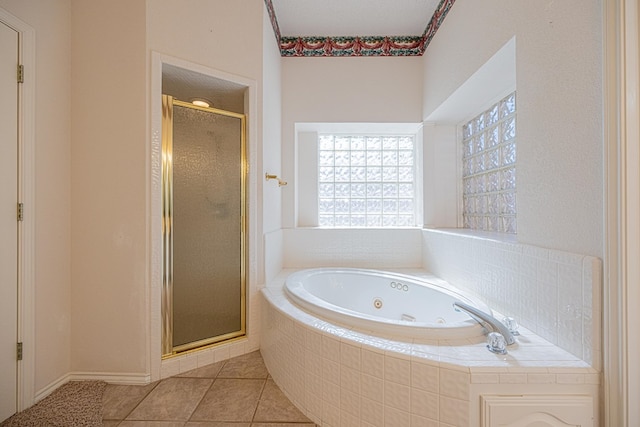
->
xmin=265 ymin=173 xmax=287 ymax=187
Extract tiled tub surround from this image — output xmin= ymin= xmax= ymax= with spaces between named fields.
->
xmin=422 ymin=228 xmax=602 ymax=369
xmin=261 ymin=270 xmax=599 ymax=427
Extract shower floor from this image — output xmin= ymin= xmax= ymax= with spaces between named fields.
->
xmin=102 ymin=350 xmax=316 ymax=426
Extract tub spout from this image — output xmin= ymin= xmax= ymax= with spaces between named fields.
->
xmin=453 ymin=301 xmax=516 ymax=346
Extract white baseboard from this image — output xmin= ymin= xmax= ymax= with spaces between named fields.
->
xmin=35 ymin=371 xmax=151 ymax=402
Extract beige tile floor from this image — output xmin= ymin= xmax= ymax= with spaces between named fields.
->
xmin=102 ymin=350 xmax=317 ymax=426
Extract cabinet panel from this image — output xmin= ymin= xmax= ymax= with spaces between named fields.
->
xmin=481 ymin=395 xmax=593 ymax=427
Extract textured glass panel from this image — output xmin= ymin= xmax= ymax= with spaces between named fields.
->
xmin=366 ymin=136 xmax=382 ymax=150
xmin=335 ymin=151 xmax=350 ymax=166
xmin=335 ymin=183 xmax=350 ymax=197
xmin=383 ymin=137 xmax=398 ymax=150
xmin=319 ymin=216 xmax=334 ymax=226
xmin=502 ymin=216 xmax=517 ymax=233
xmin=398 ymin=151 xmax=413 ymax=166
xmin=487 ymin=172 xmax=499 ymax=192
xmin=367 ymin=215 xmax=382 ymax=227
xmin=487 ymin=104 xmax=499 ymax=125
xmin=383 ymin=183 xmax=398 ymax=197
xmin=351 ymin=199 xmax=366 ymax=213
xmin=335 ymin=166 xmax=350 ymax=182
xmin=335 ymin=136 xmax=350 ymax=150
xmin=366 ymin=151 xmax=382 ymax=166
xmin=398 ymin=167 xmax=413 ymax=182
xmin=463 ymin=139 xmax=474 ymax=158
xmin=502 ymin=141 xmax=516 ymax=165
xmin=366 ymin=183 xmax=382 ymax=197
xmin=487 ymin=216 xmax=499 ymax=232
xmin=171 ymin=105 xmax=244 ymax=347
xmin=382 ymin=167 xmax=398 ymax=182
xmin=383 ymin=200 xmax=398 ymax=213
xmin=350 ymin=137 xmax=366 ymax=150
xmin=475 ymin=113 xmax=485 ymax=131
xmin=319 ymin=198 xmax=335 ymax=213
xmin=335 ymin=199 xmax=350 ymax=214
xmin=319 ymin=183 xmax=334 ymax=198
xmin=461 ymin=91 xmax=517 ymax=234
xmin=366 ymin=167 xmax=382 ymax=181
xmin=351 ymin=215 xmax=366 ymax=227
xmin=335 ymin=215 xmax=350 ymax=227
xmin=399 ymin=184 xmax=413 ymax=197
xmin=319 ymin=151 xmax=334 ymax=166
xmin=398 ymin=136 xmax=413 ymax=150
xmin=397 ymin=216 xmax=413 ymax=226
xmin=488 ymin=194 xmax=499 ymax=214
xmin=351 ymin=167 xmax=366 ymax=182
xmin=319 ymin=135 xmax=334 ymax=150
xmin=487 ymin=126 xmax=499 ymax=147
xmin=351 ymin=151 xmax=366 ymax=166
xmin=351 ymin=183 xmax=366 ymax=197
xmin=501 ymin=117 xmax=516 ymax=141
xmin=382 ymin=215 xmax=398 ymax=226
xmin=319 ymin=167 xmax=334 ymax=182
xmin=382 ymin=151 xmax=398 ymax=166
xmin=367 ymin=199 xmax=382 ymax=213
xmin=398 ymin=199 xmax=413 ymax=214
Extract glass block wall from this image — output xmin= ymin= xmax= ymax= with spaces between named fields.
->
xmin=462 ymin=92 xmax=517 ymax=233
xmin=318 ymin=135 xmax=415 ymax=227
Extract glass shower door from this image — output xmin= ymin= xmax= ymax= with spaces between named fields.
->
xmin=162 ymin=95 xmax=246 ymax=356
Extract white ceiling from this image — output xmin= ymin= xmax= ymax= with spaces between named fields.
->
xmin=271 ymin=0 xmax=442 ymax=37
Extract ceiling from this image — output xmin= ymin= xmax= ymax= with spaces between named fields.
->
xmin=266 ymin=0 xmax=455 ymax=57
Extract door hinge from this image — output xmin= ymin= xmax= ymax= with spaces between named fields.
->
xmin=17 ymin=342 xmax=23 ymax=361
xmin=17 ymin=64 xmax=24 ymax=84
xmin=17 ymin=203 xmax=24 ymax=222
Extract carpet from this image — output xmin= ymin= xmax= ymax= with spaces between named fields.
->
xmin=1 ymin=380 xmax=107 ymax=427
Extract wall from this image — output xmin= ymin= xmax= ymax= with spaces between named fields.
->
xmin=422 ymin=0 xmax=603 ymax=258
xmin=70 ymin=0 xmax=148 ymax=376
xmin=0 ymin=0 xmax=72 ymax=394
xmin=280 ymin=56 xmax=424 ymax=229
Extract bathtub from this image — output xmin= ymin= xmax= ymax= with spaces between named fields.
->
xmin=284 ymin=268 xmax=490 ymax=340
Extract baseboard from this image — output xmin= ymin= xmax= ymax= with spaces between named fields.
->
xmin=35 ymin=371 xmax=151 ymax=402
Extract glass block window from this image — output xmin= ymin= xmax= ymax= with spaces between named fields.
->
xmin=318 ymin=135 xmax=416 ymax=227
xmin=462 ymin=92 xmax=517 ymax=233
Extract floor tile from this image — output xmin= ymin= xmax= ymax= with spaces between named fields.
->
xmin=126 ymin=378 xmax=213 ymax=421
xmin=186 ymin=423 xmax=250 ymax=426
xmin=102 ymin=382 xmax=159 ymax=420
xmin=177 ymin=361 xmax=225 ymax=379
xmin=118 ymin=422 xmax=186 ymax=426
xmin=217 ymin=351 xmax=268 ymax=379
xmin=253 ymin=380 xmax=311 ymax=423
xmin=250 ymin=424 xmax=316 ymax=427
xmin=190 ymin=378 xmax=265 ymax=422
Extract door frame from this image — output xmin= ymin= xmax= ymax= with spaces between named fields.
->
xmin=0 ymin=7 xmax=35 ymax=411
xmin=603 ymin=0 xmax=640 ymax=425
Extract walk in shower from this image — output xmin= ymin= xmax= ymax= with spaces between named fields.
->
xmin=161 ymin=94 xmax=247 ymax=357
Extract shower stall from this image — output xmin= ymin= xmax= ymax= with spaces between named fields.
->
xmin=161 ymin=94 xmax=247 ymax=357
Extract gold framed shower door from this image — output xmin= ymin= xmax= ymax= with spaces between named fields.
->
xmin=162 ymin=95 xmax=247 ymax=358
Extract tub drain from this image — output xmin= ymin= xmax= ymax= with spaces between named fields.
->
xmin=373 ymin=298 xmax=383 ymax=309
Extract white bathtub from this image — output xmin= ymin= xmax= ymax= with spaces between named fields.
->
xmin=284 ymin=268 xmax=490 ymax=340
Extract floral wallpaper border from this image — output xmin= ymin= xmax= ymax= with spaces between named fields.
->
xmin=264 ymin=0 xmax=456 ymax=57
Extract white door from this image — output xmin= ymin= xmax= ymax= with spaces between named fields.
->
xmin=0 ymin=20 xmax=19 ymax=422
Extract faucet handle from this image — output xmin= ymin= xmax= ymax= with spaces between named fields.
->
xmin=486 ymin=332 xmax=508 ymax=354
xmin=502 ymin=316 xmax=520 ymax=336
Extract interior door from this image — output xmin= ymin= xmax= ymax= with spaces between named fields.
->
xmin=0 ymin=19 xmax=19 ymax=422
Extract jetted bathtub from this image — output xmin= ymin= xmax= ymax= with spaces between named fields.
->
xmin=284 ymin=268 xmax=490 ymax=340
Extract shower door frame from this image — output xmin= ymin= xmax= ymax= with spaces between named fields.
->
xmin=161 ymin=94 xmax=247 ymax=358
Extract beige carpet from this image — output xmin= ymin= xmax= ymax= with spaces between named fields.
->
xmin=1 ymin=381 xmax=106 ymax=427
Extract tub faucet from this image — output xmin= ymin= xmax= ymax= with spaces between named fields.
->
xmin=453 ymin=301 xmax=516 ymax=346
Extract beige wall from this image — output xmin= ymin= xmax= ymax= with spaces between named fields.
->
xmin=280 ymin=56 xmax=424 ymax=228
xmin=70 ymin=0 xmax=148 ymax=374
xmin=423 ymin=0 xmax=603 ymax=257
xmin=0 ymin=0 xmax=73 ymax=392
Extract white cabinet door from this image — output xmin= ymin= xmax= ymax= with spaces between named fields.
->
xmin=481 ymin=395 xmax=594 ymax=427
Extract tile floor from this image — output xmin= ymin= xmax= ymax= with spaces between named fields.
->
xmin=102 ymin=350 xmax=317 ymax=426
